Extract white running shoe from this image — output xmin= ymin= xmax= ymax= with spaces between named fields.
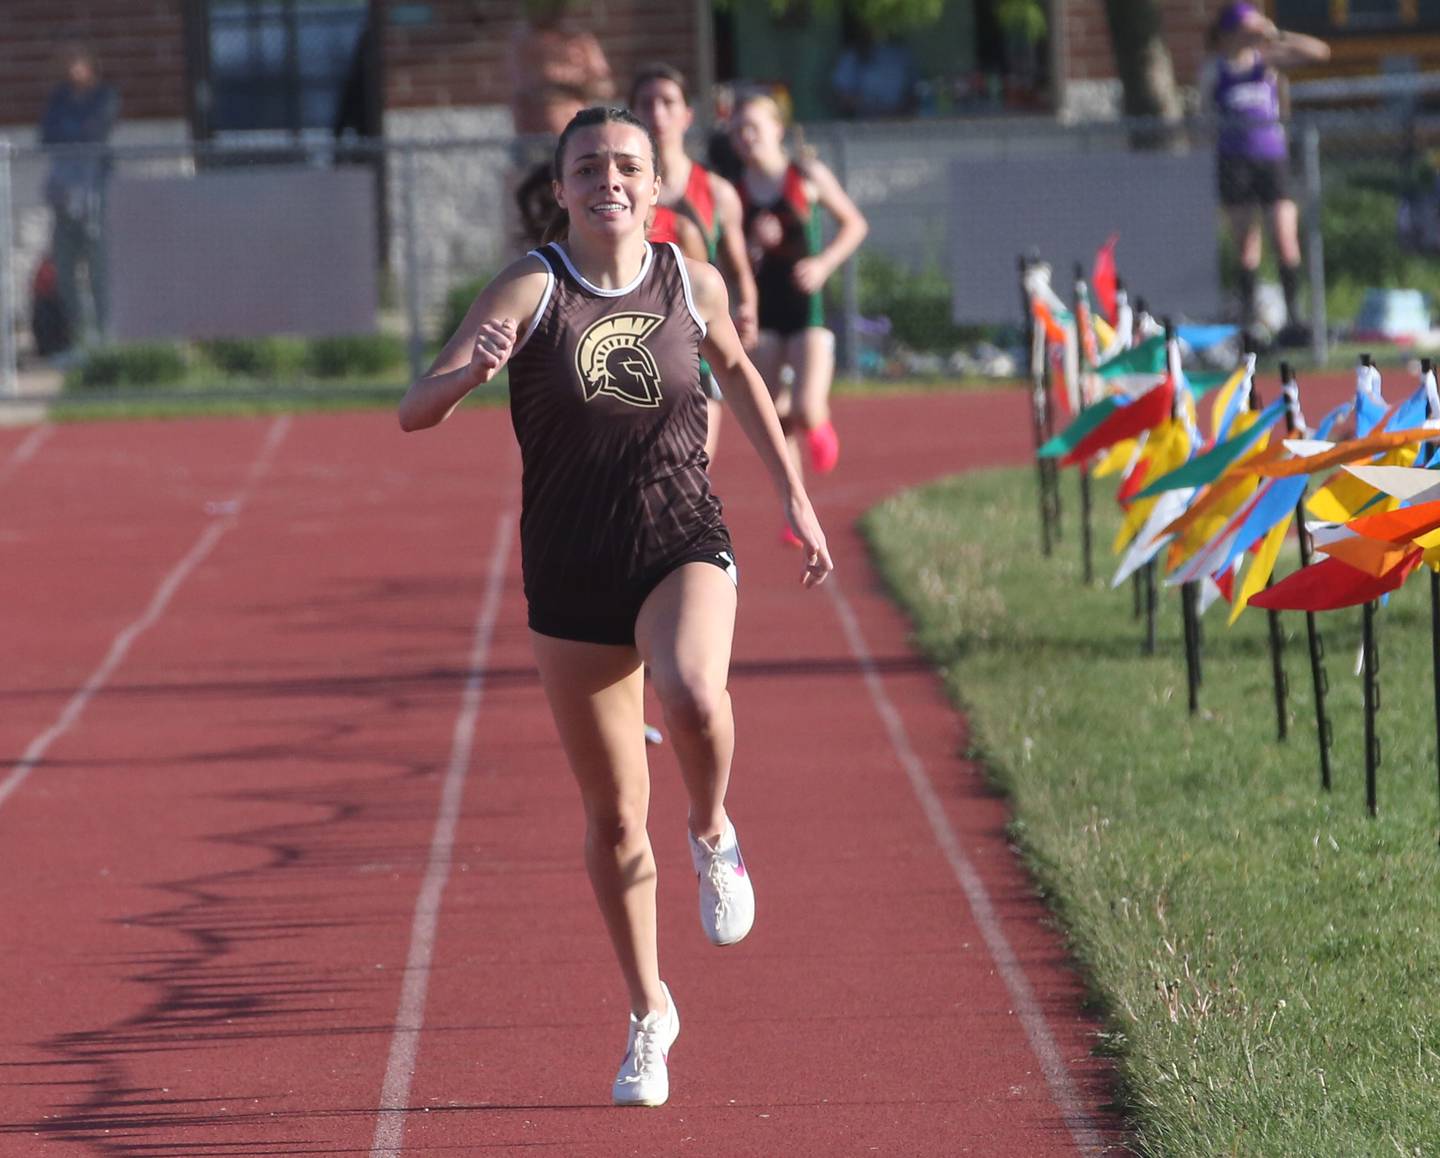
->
xmin=688 ymin=821 xmax=755 ymax=946
xmin=612 ymin=983 xmax=679 ymax=1107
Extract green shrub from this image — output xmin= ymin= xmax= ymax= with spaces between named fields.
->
xmin=1318 ymin=173 xmax=1440 ymax=325
xmin=1321 ymin=183 xmax=1407 ymax=288
xmin=437 ymin=275 xmax=488 ymax=346
xmin=855 ymin=250 xmax=992 ymax=353
xmin=197 ymin=336 xmax=307 ymax=380
xmin=303 ymin=333 xmax=406 ymax=379
xmin=69 ymin=342 xmax=188 ymax=390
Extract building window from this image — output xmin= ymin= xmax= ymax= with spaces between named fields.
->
xmin=190 ymin=0 xmax=374 ymax=139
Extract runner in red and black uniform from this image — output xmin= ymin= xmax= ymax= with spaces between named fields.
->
xmin=744 ymin=160 xmax=826 ymax=337
xmin=732 ymin=90 xmax=867 ymax=525
xmin=647 ymin=194 xmax=709 ymax=263
xmin=631 ymin=61 xmax=759 ymax=462
xmin=646 ymin=150 xmax=716 ymax=258
xmin=398 ymin=106 xmax=832 ymax=1110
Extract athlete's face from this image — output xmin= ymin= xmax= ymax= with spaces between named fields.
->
xmin=731 ymin=99 xmax=784 ymax=165
xmin=633 ymin=78 xmax=692 ymax=148
xmin=554 ymin=123 xmax=660 ymax=238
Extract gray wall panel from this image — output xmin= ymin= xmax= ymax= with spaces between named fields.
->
xmin=108 ymin=167 xmax=378 ymax=340
xmin=949 ymin=151 xmax=1222 ymax=325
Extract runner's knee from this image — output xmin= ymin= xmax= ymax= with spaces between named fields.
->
xmin=583 ymin=792 xmax=651 ymax=851
xmin=653 ymin=674 xmax=727 ymax=737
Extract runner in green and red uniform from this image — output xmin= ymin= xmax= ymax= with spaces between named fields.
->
xmin=631 ymin=62 xmax=759 ymax=462
xmin=646 ymin=196 xmax=709 ymax=267
xmin=731 ymin=90 xmax=867 ymax=531
xmin=647 ymin=160 xmax=716 ymax=259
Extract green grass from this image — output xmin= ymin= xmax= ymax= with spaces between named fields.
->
xmin=863 ymin=468 xmax=1440 ymax=1157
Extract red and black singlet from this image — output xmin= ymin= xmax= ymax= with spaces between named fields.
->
xmin=507 ymin=241 xmax=730 ymax=623
xmin=740 ymin=162 xmax=824 ymax=336
xmin=648 ymin=161 xmax=719 ymax=258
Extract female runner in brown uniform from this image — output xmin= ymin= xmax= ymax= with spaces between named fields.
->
xmin=398 ymin=106 xmax=832 ymax=1108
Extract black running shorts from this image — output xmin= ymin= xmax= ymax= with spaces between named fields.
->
xmin=528 ymin=546 xmax=739 ymax=647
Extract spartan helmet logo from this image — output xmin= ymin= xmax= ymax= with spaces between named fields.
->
xmin=575 ymin=313 xmax=666 ymax=408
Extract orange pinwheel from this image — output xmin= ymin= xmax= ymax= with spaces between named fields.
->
xmin=1320 ymin=535 xmax=1416 ymax=578
xmin=1347 ymin=498 xmax=1440 ymax=544
xmin=1252 ymin=429 xmax=1436 ymax=477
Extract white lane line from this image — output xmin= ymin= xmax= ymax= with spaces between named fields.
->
xmin=370 ymin=509 xmax=514 ymax=1158
xmin=0 ymin=416 xmax=291 ymax=815
xmin=825 ymin=577 xmax=1107 ymax=1156
xmin=0 ymin=424 xmax=54 ymax=489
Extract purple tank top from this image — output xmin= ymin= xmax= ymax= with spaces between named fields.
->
xmin=1213 ymin=58 xmax=1286 ymax=161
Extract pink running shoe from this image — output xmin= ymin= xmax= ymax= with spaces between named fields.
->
xmin=805 ymin=421 xmax=840 ymax=473
xmin=779 ymin=525 xmax=803 ymax=548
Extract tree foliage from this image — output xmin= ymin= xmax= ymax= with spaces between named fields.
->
xmin=716 ymin=0 xmax=946 ymax=35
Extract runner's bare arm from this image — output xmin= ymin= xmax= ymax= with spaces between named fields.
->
xmin=688 ymin=257 xmax=833 ymax=586
xmin=674 ymin=214 xmax=710 ymax=262
xmin=793 ymin=159 xmax=869 ymax=295
xmin=398 ymin=256 xmax=548 ymax=431
xmin=1260 ymin=25 xmax=1330 ymax=69
xmin=710 ymin=174 xmax=759 ymax=347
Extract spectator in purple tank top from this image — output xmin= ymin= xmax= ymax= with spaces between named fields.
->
xmin=1206 ymin=2 xmax=1328 ymax=348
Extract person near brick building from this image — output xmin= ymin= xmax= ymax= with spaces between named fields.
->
xmin=397 ymin=106 xmax=833 ymax=1107
xmin=1206 ymin=2 xmax=1329 ymax=347
xmin=40 ymin=44 xmax=119 ymax=353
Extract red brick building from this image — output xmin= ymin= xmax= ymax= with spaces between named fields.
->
xmin=0 ymin=1 xmax=699 ymax=134
xmin=1059 ymin=0 xmax=1211 ymax=111
xmin=3 ymin=1 xmax=1434 ymax=136
xmin=1057 ymin=0 xmax=1440 ymax=119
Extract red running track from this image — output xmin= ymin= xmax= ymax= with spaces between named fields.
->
xmin=0 ymin=390 xmax=1157 ymax=1156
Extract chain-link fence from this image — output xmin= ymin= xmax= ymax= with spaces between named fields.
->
xmin=2 ymin=107 xmax=1435 ymax=404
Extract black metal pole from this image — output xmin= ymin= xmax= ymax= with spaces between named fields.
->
xmin=1075 ymin=263 xmax=1095 ymax=585
xmin=1045 ymin=373 xmax=1063 ymax=540
xmin=1282 ymin=360 xmax=1333 ymax=790
xmin=1432 ymin=569 xmax=1440 ymax=844
xmin=1020 ymin=256 xmax=1054 ymax=558
xmin=1358 ymin=353 xmax=1381 ymax=817
xmin=1362 ymin=598 xmax=1380 ymax=818
xmin=1159 ymin=318 xmax=1203 ymax=703
xmin=1020 ymin=256 xmax=1051 ymax=553
xmin=1043 ymin=309 xmax=1062 ymax=540
xmin=1422 ymin=357 xmax=1440 ymax=842
xmin=1132 ymin=569 xmax=1143 ymax=620
xmin=1182 ymin=581 xmax=1201 ymax=715
xmin=1249 ymin=375 xmax=1289 ymax=741
xmin=1144 ymin=559 xmax=1158 ymax=655
xmin=1189 ymin=585 xmax=1199 ymax=699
